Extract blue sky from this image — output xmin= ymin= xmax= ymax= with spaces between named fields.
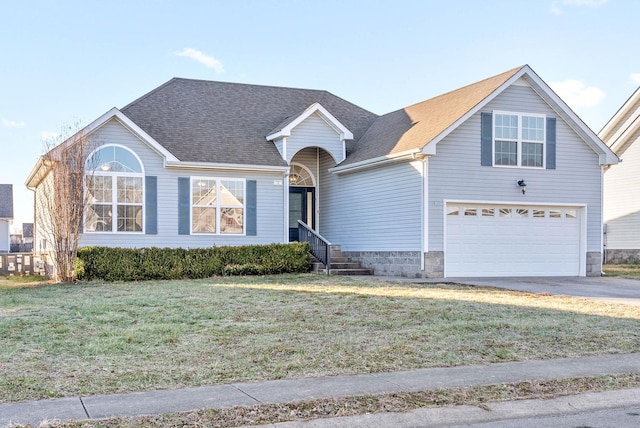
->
xmin=1 ymin=0 xmax=639 ymax=228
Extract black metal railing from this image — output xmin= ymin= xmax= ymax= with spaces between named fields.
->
xmin=298 ymin=220 xmax=331 ymax=274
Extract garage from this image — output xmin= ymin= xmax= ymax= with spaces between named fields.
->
xmin=445 ymin=203 xmax=583 ymax=277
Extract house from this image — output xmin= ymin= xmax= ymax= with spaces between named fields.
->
xmin=26 ymin=65 xmax=618 ymax=277
xmin=599 ymin=87 xmax=640 ymax=264
xmin=22 ymin=223 xmax=33 ymax=246
xmin=0 ymin=184 xmax=13 ymax=253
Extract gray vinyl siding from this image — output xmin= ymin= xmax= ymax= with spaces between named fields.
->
xmin=286 ymin=113 xmax=344 ymax=163
xmin=428 ymin=85 xmax=603 ymax=252
xmin=320 ymin=154 xmax=423 ymax=251
xmin=604 ymin=130 xmax=640 ymax=249
xmin=78 ymin=118 xmax=285 ymax=248
xmin=0 ymin=220 xmax=8 ymax=252
xmin=273 ymin=138 xmax=285 ymax=160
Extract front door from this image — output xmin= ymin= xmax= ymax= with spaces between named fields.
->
xmin=289 ymin=187 xmax=315 ymax=241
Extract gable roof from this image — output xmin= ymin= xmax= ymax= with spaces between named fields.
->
xmin=599 ymin=86 xmax=640 ymax=156
xmin=335 ymin=65 xmax=618 ymax=171
xmin=121 ymin=78 xmax=378 ymax=167
xmin=342 ymin=67 xmax=523 ymax=166
xmin=0 ymin=184 xmax=13 ymax=219
xmin=266 ymin=102 xmax=354 ymax=141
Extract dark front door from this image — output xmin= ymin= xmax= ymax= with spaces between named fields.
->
xmin=289 ymin=187 xmax=315 ymax=241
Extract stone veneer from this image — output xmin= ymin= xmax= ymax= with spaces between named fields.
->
xmin=343 ymin=250 xmax=600 ymax=278
xmin=423 ymin=251 xmax=445 ymax=278
xmin=586 ymin=251 xmax=603 ymax=277
xmin=605 ymin=249 xmax=640 ymax=265
xmin=342 ymin=251 xmax=423 ymax=278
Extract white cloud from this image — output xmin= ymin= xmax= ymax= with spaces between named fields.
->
xmin=550 ymin=79 xmax=606 ymax=109
xmin=551 ymin=0 xmax=609 ymax=15
xmin=173 ymin=48 xmax=224 ymax=73
xmin=630 ymin=73 xmax=640 ymax=85
xmin=2 ymin=118 xmax=25 ymax=128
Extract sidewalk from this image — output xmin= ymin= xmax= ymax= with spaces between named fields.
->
xmin=2 ymin=353 xmax=640 ymax=427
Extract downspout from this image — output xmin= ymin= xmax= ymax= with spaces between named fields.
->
xmin=421 ymin=156 xmax=429 ymax=272
xmin=284 ymin=166 xmax=290 ymax=243
xmin=600 ymin=165 xmax=605 ymax=275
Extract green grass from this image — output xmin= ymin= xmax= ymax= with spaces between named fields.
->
xmin=1 ymin=274 xmax=639 ymax=403
xmin=603 ymin=264 xmax=640 ymax=278
xmin=0 ymin=274 xmax=49 ymax=284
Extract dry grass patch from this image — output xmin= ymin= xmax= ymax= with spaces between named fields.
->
xmin=604 ymin=264 xmax=640 ymax=278
xmin=24 ymin=374 xmax=640 ymax=427
xmin=1 ymin=274 xmax=639 ymax=403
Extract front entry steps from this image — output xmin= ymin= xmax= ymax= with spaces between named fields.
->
xmin=311 ymin=246 xmax=373 ymax=275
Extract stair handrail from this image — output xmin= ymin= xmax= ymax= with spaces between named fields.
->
xmin=297 ymin=220 xmax=331 ymax=275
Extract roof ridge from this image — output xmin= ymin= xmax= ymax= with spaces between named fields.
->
xmin=121 ymin=77 xmax=181 ymax=111
xmin=166 ymin=77 xmax=330 ymax=94
xmin=400 ymin=65 xmax=525 ymax=112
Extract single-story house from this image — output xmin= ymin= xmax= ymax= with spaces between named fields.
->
xmin=26 ymin=65 xmax=618 ymax=277
xmin=0 ymin=184 xmax=13 ymax=253
xmin=600 ymin=86 xmax=640 ymax=263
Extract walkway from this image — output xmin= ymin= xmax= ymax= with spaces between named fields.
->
xmin=2 ymin=353 xmax=639 ymax=427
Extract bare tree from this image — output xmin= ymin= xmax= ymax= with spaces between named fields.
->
xmin=34 ymin=123 xmax=97 ymax=282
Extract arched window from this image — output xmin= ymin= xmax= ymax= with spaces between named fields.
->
xmin=288 ymin=164 xmax=315 ymax=187
xmin=85 ymin=145 xmax=144 ymax=233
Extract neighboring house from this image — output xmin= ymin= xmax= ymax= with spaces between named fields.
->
xmin=600 ymin=87 xmax=640 ymax=263
xmin=8 ymin=223 xmax=34 ymax=253
xmin=22 ymin=223 xmax=33 ymax=246
xmin=25 ymin=65 xmax=618 ymax=277
xmin=0 ymin=184 xmax=13 ymax=253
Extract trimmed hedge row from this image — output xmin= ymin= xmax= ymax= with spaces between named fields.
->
xmin=76 ymin=242 xmax=311 ymax=281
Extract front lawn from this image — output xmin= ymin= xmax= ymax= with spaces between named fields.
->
xmin=1 ymin=274 xmax=639 ymax=403
xmin=603 ymin=264 xmax=640 ymax=278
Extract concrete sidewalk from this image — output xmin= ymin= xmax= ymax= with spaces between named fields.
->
xmin=2 ymin=353 xmax=639 ymax=427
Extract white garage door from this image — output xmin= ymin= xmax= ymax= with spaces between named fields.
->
xmin=445 ymin=203 xmax=582 ymax=277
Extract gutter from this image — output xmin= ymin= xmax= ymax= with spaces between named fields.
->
xmin=164 ymin=161 xmax=289 ymax=173
xmin=329 ymin=149 xmax=424 ymax=175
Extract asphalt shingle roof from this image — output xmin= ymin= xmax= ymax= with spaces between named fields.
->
xmin=341 ymin=66 xmax=523 ymax=165
xmin=0 ymin=184 xmax=14 ymax=219
xmin=121 ymin=79 xmax=378 ymax=166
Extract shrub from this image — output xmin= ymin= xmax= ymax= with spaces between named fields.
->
xmin=76 ymin=243 xmax=311 ymax=281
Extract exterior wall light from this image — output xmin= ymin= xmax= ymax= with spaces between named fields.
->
xmin=517 ymin=179 xmax=527 ymax=195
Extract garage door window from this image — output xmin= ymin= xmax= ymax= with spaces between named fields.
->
xmin=447 ymin=205 xmax=579 ymax=221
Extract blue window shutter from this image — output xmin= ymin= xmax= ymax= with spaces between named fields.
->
xmin=546 ymin=117 xmax=556 ymax=169
xmin=178 ymin=177 xmax=190 ymax=235
xmin=481 ymin=112 xmax=493 ymax=166
xmin=145 ymin=176 xmax=157 ymax=234
xmin=246 ymin=180 xmax=257 ymax=236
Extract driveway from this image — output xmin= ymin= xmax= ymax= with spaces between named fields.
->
xmin=436 ymin=276 xmax=640 ymax=306
xmin=360 ymin=275 xmax=640 ymax=306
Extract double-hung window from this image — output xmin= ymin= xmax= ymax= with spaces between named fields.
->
xmin=494 ymin=111 xmax=545 ymax=168
xmin=85 ymin=145 xmax=144 ymax=233
xmin=191 ymin=177 xmax=245 ymax=234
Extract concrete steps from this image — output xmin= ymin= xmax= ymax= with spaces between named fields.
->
xmin=312 ymin=246 xmax=373 ymax=276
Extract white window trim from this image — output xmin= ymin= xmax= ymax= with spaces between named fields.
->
xmin=190 ymin=176 xmax=246 ymax=236
xmin=493 ymin=110 xmax=546 ymax=169
xmin=84 ymin=144 xmax=145 ymax=234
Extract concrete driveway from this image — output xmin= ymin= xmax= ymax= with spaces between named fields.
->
xmin=439 ymin=276 xmax=640 ymax=306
